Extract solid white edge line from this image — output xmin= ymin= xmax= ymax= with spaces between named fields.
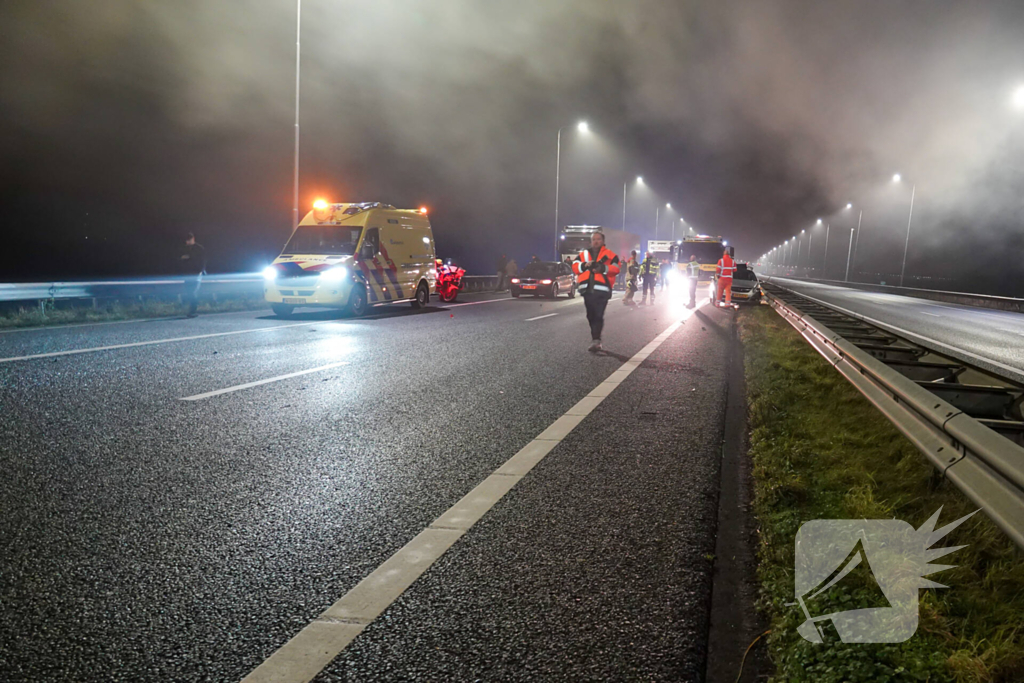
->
xmin=525 ymin=313 xmax=558 ymax=321
xmin=240 ymin=302 xmax=704 ymax=683
xmin=180 ymin=362 xmax=350 ymax=401
xmin=0 ymin=321 xmax=326 ymax=364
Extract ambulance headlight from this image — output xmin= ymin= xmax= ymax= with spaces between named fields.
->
xmin=262 ymin=265 xmax=278 ymax=281
xmin=320 ymin=266 xmax=348 ymax=282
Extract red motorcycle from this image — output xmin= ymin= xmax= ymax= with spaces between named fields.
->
xmin=435 ymin=259 xmax=465 ymax=303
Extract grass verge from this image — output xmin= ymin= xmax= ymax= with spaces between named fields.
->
xmin=739 ymin=304 xmax=1024 ymax=683
xmin=0 ymin=297 xmax=269 ymax=330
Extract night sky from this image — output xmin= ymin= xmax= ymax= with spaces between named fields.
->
xmin=2 ymin=1 xmax=1024 ymax=293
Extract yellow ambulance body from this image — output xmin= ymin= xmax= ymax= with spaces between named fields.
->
xmin=263 ymin=201 xmax=437 ymax=317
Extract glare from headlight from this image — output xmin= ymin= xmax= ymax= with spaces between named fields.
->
xmin=320 ymin=265 xmax=348 ymax=282
xmin=262 ymin=265 xmax=278 ymax=281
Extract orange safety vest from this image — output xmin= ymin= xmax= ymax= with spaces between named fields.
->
xmin=717 ymin=253 xmax=735 ymax=280
xmin=572 ymin=245 xmax=620 ymax=295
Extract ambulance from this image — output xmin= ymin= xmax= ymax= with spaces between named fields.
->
xmin=263 ymin=200 xmax=437 ymax=317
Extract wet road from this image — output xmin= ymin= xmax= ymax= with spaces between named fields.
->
xmin=769 ymin=277 xmax=1024 ymax=383
xmin=1 ymin=287 xmax=735 ymax=682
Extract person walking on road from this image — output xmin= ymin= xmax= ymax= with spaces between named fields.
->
xmin=530 ymin=254 xmax=541 ymax=265
xmin=715 ymin=247 xmax=735 ymax=307
xmin=686 ymin=254 xmax=701 ymax=308
xmin=572 ymin=231 xmax=620 ymax=352
xmin=495 ymin=253 xmax=508 ymax=291
xmin=180 ymin=232 xmax=206 ymax=318
xmin=639 ymin=251 xmax=660 ymax=305
xmin=622 ymin=250 xmax=640 ymax=306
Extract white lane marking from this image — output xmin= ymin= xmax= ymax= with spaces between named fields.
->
xmin=444 ymin=296 xmax=519 ymax=308
xmin=179 ymin=362 xmax=350 ymax=401
xmin=525 ymin=313 xmax=558 ymax=321
xmin=240 ymin=303 xmax=706 ymax=683
xmin=788 ymin=289 xmax=1024 ymax=381
xmin=922 ymin=312 xmax=941 ymax=317
xmin=0 ymin=308 xmax=262 ymax=335
xmin=0 ymin=321 xmax=323 ymax=364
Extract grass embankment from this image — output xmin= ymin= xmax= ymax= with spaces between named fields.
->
xmin=0 ymin=297 xmax=269 ymax=330
xmin=739 ymin=304 xmax=1024 ymax=683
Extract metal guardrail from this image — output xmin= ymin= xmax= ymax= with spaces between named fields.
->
xmin=763 ymin=275 xmax=1024 ymax=314
xmin=0 ymin=274 xmax=504 ymax=305
xmin=762 ymin=281 xmax=1024 ymax=550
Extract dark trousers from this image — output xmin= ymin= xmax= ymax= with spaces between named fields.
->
xmin=583 ymin=293 xmax=609 ymax=341
xmin=688 ymin=277 xmax=699 ymax=307
xmin=642 ymin=277 xmax=657 ymax=299
xmin=184 ymin=275 xmax=202 ymax=315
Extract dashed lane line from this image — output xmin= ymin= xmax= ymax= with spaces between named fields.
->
xmin=179 ymin=362 xmax=350 ymax=401
xmin=525 ymin=313 xmax=558 ymax=321
xmin=0 ymin=320 xmax=324 ymax=364
xmin=240 ymin=301 xmax=705 ymax=683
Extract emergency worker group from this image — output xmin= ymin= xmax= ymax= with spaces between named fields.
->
xmin=569 ymin=230 xmax=737 ymax=353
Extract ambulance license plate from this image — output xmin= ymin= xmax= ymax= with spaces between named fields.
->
xmin=283 ymin=297 xmax=306 ymax=304
xmin=522 ymin=285 xmax=537 ymax=290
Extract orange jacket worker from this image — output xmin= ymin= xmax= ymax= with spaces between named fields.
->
xmin=572 ymin=231 xmax=620 ymax=352
xmin=716 ymin=248 xmax=735 ymax=306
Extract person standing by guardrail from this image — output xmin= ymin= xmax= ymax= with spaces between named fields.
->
xmin=180 ymin=232 xmax=206 ymax=318
xmin=495 ymin=254 xmax=508 ymax=291
xmin=572 ymin=230 xmax=620 ymax=352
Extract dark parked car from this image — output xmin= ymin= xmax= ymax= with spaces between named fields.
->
xmin=510 ymin=261 xmax=577 ymax=298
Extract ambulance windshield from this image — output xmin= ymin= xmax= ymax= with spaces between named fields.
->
xmin=283 ymin=225 xmax=363 ymax=256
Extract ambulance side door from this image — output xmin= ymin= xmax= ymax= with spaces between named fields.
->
xmin=358 ymin=227 xmax=388 ymax=302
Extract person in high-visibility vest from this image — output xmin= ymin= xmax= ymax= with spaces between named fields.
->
xmin=686 ymin=254 xmax=701 ymax=308
xmin=715 ymin=247 xmax=736 ymax=306
xmin=639 ymin=251 xmax=660 ymax=305
xmin=572 ymin=231 xmax=620 ymax=352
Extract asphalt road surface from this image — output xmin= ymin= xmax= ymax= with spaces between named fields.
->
xmin=771 ymin=277 xmax=1024 ymax=383
xmin=1 ymin=286 xmax=739 ymax=682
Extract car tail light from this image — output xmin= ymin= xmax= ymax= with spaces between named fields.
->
xmin=541 ymin=279 xmax=552 ymax=284
xmin=511 ymin=278 xmax=520 ymax=284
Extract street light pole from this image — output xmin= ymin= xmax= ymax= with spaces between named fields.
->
xmin=655 ymin=206 xmax=660 ymax=240
xmin=292 ymin=0 xmax=302 ymax=231
xmin=851 ymin=209 xmax=863 ymax=277
xmin=622 ymin=181 xmax=627 ymax=232
xmin=554 ymin=127 xmax=562 ymax=260
xmin=823 ymin=222 xmax=830 ymax=276
xmin=898 ymin=183 xmax=916 ymax=287
xmin=845 ymin=227 xmax=855 ymax=281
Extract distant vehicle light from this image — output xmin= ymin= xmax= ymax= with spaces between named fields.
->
xmin=312 ymin=198 xmax=329 ymax=210
xmin=419 ymin=206 xmax=428 ymax=214
xmin=422 ymin=236 xmax=430 ymax=244
xmin=541 ymin=279 xmax=552 ymax=284
xmin=320 ymin=266 xmax=348 ymax=282
xmin=262 ymin=265 xmax=278 ymax=281
xmin=510 ymin=278 xmax=520 ymax=284
xmin=560 ymin=235 xmax=566 ymax=240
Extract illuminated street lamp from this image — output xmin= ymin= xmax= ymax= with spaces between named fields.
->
xmin=1012 ymin=85 xmax=1024 ymax=110
xmin=622 ymin=175 xmax=645 ymax=232
xmin=554 ymin=120 xmax=591 ymax=258
xmin=892 ymin=173 xmax=917 ymax=287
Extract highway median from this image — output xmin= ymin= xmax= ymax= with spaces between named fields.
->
xmin=739 ymin=304 xmax=1024 ymax=683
